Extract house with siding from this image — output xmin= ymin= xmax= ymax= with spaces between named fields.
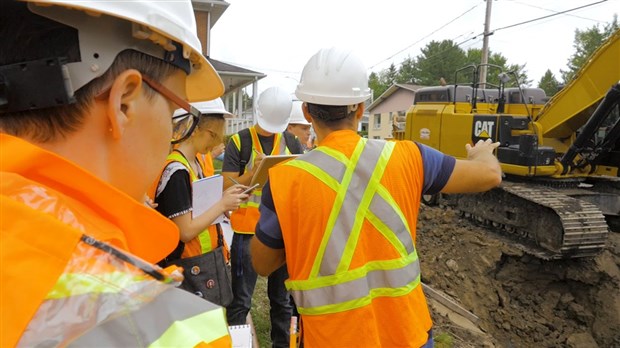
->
xmin=367 ymin=84 xmax=423 ymax=139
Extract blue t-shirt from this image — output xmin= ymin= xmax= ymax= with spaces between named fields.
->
xmin=256 ymin=142 xmax=456 ymax=249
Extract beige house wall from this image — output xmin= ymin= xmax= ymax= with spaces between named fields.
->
xmin=368 ymin=89 xmax=416 ymax=139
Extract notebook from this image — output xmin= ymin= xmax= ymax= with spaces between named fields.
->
xmin=250 ymin=154 xmax=299 ymax=187
xmin=192 ymin=174 xmax=224 ymax=224
xmin=229 ymin=324 xmax=252 ymax=348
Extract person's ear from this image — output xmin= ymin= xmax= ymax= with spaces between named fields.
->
xmin=302 ymin=102 xmax=313 ymax=123
xmin=355 ymin=102 xmax=365 ymax=121
xmin=106 ymin=69 xmax=144 ymax=139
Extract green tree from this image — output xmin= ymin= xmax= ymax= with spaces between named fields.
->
xmin=368 ymin=71 xmax=384 ymax=100
xmin=561 ymin=15 xmax=619 ymax=83
xmin=396 ymin=56 xmax=417 ymax=84
xmin=537 ymin=69 xmax=561 ymax=96
xmin=415 ymin=40 xmax=468 ymax=86
xmin=465 ymin=49 xmax=530 ymax=87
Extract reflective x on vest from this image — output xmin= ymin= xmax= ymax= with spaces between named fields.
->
xmin=284 ymin=138 xmax=422 ymax=315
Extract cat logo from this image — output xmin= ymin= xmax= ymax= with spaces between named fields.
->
xmin=472 ymin=115 xmax=497 ymax=142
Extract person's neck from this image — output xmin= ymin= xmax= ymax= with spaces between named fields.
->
xmin=175 ymin=142 xmax=198 ymax=162
xmin=313 ymin=123 xmax=358 ymax=144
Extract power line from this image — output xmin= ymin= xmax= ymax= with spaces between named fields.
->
xmin=368 ymin=1 xmax=483 ymax=70
xmin=493 ymin=0 xmax=609 ymax=33
xmin=508 ymin=0 xmax=607 ymax=23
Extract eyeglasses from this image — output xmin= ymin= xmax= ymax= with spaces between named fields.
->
xmin=141 ymin=75 xmax=201 ymax=145
xmin=96 ymin=74 xmax=201 ymax=144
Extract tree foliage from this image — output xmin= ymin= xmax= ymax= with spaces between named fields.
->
xmin=369 ymin=39 xmax=530 ymax=98
xmin=537 ymin=69 xmax=561 ymax=96
xmin=561 ymin=15 xmax=618 ymax=83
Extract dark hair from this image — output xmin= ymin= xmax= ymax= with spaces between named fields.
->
xmin=0 ymin=2 xmax=179 ymax=142
xmin=306 ymin=103 xmax=358 ymax=130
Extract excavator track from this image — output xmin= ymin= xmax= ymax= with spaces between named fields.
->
xmin=442 ymin=181 xmax=609 ymax=259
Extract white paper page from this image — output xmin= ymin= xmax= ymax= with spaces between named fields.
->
xmin=191 ymin=174 xmax=224 ymax=224
xmin=228 ymin=325 xmax=252 ymax=348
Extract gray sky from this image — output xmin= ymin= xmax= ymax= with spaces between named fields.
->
xmin=211 ymin=0 xmax=619 ymax=95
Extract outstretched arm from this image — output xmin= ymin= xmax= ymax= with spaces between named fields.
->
xmin=442 ymin=139 xmax=502 ymax=193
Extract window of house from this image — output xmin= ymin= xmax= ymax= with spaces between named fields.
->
xmin=373 ymin=136 xmax=381 ymax=139
xmin=374 ymin=114 xmax=381 ymax=129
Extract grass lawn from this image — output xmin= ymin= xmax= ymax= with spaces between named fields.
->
xmin=250 ymin=276 xmax=271 ymax=347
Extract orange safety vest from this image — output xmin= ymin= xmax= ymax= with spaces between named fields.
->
xmin=151 ymin=151 xmax=228 ymax=259
xmin=229 ymin=126 xmax=292 ymax=234
xmin=198 ymin=151 xmax=215 ymax=177
xmin=269 ymin=130 xmax=432 ymax=347
xmin=0 ymin=134 xmax=231 ymax=347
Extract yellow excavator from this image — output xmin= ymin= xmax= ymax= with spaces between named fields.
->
xmin=398 ymin=28 xmax=620 ymax=259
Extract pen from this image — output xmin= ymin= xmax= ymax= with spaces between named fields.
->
xmin=227 ymin=176 xmax=241 ymax=185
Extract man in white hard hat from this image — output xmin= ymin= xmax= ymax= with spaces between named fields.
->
xmin=0 ymin=1 xmax=231 ymax=346
xmin=250 ymin=47 xmax=502 ymax=347
xmin=287 ymin=100 xmax=313 ymax=152
xmin=221 ymin=86 xmax=302 ymax=347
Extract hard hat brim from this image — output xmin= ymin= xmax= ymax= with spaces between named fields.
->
xmin=187 ymin=58 xmax=224 ymax=102
xmin=257 ymin=114 xmax=288 ymax=134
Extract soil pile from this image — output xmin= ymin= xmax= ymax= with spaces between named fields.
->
xmin=416 ymin=204 xmax=620 ymax=348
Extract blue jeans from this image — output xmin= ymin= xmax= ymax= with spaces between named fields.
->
xmin=226 ymin=233 xmax=292 ymax=348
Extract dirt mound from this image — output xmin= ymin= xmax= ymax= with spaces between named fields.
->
xmin=417 ymin=204 xmax=620 ymax=348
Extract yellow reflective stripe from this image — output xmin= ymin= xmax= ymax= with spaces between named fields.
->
xmin=315 ymin=146 xmax=349 ymax=164
xmin=149 ymin=307 xmax=229 ymax=348
xmin=345 ymin=142 xmax=404 ymax=259
xmin=231 ymin=133 xmax=241 ymax=151
xmin=198 ymin=228 xmax=213 ymax=253
xmin=333 ymin=139 xmax=368 ymax=274
xmin=167 ymin=152 xmax=197 ymax=181
xmin=366 ymin=211 xmax=408 ymax=257
xmin=296 ymin=275 xmax=421 ymax=316
xmin=47 ymin=272 xmax=149 ymax=299
xmin=374 ymin=185 xmax=412 ymax=253
xmin=285 ymin=160 xmax=340 ymax=191
xmin=287 ymin=250 xmax=419 ymax=291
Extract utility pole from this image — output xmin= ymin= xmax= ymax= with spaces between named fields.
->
xmin=479 ymin=0 xmax=493 ymax=89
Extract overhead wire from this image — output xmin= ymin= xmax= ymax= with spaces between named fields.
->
xmin=368 ymin=1 xmax=484 ymax=70
xmin=373 ymin=0 xmax=611 ymax=78
xmin=507 ymin=0 xmax=607 ymax=23
xmin=493 ymin=0 xmax=609 ymax=33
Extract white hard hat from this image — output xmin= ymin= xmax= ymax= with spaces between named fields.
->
xmin=289 ymin=100 xmax=311 ymax=125
xmin=174 ymin=98 xmax=233 ymax=118
xmin=26 ymin=0 xmax=223 ymax=102
xmin=256 ymin=87 xmax=292 ymax=133
xmin=295 ymin=47 xmax=371 ymax=106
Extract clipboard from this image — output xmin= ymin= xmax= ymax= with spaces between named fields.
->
xmin=250 ymin=155 xmax=299 ymax=187
xmin=192 ymin=174 xmax=224 ymax=224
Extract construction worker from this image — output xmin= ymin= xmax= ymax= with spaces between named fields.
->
xmin=222 ymin=86 xmax=302 ymax=347
xmin=1 ymin=1 xmax=231 ymax=346
xmin=250 ymin=47 xmax=502 ymax=347
xmin=152 ymin=98 xmax=248 ymax=305
xmin=287 ymin=100 xmax=313 ymax=152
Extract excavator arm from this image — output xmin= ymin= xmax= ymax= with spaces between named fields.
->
xmin=534 ymin=29 xmax=620 ymax=139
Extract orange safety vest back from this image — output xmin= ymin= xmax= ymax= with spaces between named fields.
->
xmin=151 ymin=151 xmax=227 ymax=259
xmin=269 ymin=130 xmax=432 ymax=347
xmin=229 ymin=126 xmax=291 ymax=234
xmin=1 ymin=134 xmax=231 ymax=347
